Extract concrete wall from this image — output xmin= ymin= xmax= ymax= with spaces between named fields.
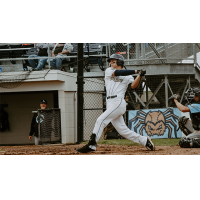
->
xmin=0 ymin=70 xmax=105 ymax=145
xmin=58 ymin=91 xmax=77 ymax=144
xmin=0 ymin=92 xmax=54 ymax=145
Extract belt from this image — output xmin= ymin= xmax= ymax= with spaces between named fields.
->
xmin=107 ymin=95 xmax=117 ymax=99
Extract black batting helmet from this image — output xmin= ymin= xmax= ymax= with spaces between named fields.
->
xmin=193 ymin=88 xmax=200 ymax=97
xmin=107 ymin=54 xmax=124 ymax=67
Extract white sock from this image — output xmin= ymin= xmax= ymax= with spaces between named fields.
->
xmin=89 ymin=145 xmax=96 ymax=150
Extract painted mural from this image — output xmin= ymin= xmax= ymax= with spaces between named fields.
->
xmin=128 ymin=108 xmax=182 ymax=139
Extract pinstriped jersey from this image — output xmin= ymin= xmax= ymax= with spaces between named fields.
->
xmin=105 ymin=67 xmax=134 ymax=98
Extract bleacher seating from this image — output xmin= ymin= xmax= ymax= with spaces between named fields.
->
xmin=0 ymin=44 xmax=34 ymax=66
xmin=0 ymin=45 xmax=10 ymax=65
xmin=84 ymin=43 xmax=104 ymax=71
xmin=22 ymin=44 xmax=34 ymax=49
xmin=22 ymin=47 xmax=39 ymax=70
xmin=0 ymin=43 xmax=107 ymax=72
xmin=68 ymin=43 xmax=106 ymax=72
xmin=9 ymin=44 xmax=24 ymax=64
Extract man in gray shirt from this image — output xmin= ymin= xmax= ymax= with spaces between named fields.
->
xmin=50 ymin=43 xmax=73 ymax=70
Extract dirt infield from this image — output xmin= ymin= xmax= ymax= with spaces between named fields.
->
xmin=0 ymin=144 xmax=200 ymax=155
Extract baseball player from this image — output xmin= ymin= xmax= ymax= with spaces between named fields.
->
xmin=76 ymin=54 xmax=155 ymax=153
xmin=171 ymin=88 xmax=200 ymax=148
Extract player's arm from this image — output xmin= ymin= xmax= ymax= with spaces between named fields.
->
xmin=112 ymin=70 xmax=137 ymax=76
xmin=58 ymin=50 xmax=69 ymax=55
xmin=127 ymin=69 xmax=146 ymax=89
xmin=51 ymin=44 xmax=57 ymax=57
xmin=174 ymin=99 xmax=190 ymax=112
xmin=130 ymin=75 xmax=141 ymax=89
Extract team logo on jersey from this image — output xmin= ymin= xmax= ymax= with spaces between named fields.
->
xmin=36 ymin=114 xmax=44 ymax=123
xmin=110 ymin=77 xmax=123 ymax=83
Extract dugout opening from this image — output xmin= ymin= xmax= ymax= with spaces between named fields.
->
xmin=0 ymin=90 xmax=58 ymax=145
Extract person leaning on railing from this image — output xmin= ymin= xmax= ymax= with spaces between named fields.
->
xmin=28 ymin=43 xmax=55 ymax=71
xmin=29 ymin=100 xmax=48 ymax=145
xmin=50 ymin=43 xmax=73 ymax=71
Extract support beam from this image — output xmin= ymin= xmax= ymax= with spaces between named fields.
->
xmin=165 ymin=43 xmax=169 ymax=63
xmin=133 ymin=91 xmax=146 ymax=107
xmin=167 ymin=82 xmax=173 ymax=96
xmin=136 ymin=43 xmax=139 ymax=65
xmin=127 ymin=91 xmax=138 ymax=110
xmin=127 ymin=44 xmax=129 ymax=65
xmin=146 ymin=82 xmax=148 ymax=109
xmin=145 ymin=79 xmax=165 ymax=109
xmin=168 ymin=84 xmax=184 ymax=107
xmin=141 ymin=43 xmax=145 ymax=65
xmin=165 ymin=75 xmax=168 ymax=107
xmin=180 ymin=80 xmax=189 ymax=104
xmin=77 ymin=43 xmax=84 ymax=143
xmin=188 ymin=75 xmax=191 ymax=88
xmin=193 ymin=43 xmax=197 ymax=64
xmin=149 ymin=43 xmax=165 ymax=64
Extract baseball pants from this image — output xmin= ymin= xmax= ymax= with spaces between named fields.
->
xmin=35 ymin=136 xmax=39 ymax=145
xmin=93 ymin=98 xmax=147 ymax=146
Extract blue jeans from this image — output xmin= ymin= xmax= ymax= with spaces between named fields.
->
xmin=28 ymin=55 xmax=48 ymax=70
xmin=50 ymin=54 xmax=66 ymax=70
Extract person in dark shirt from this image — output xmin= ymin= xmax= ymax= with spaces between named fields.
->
xmin=28 ymin=43 xmax=55 ymax=71
xmin=174 ymin=88 xmax=200 ymax=148
xmin=29 ymin=100 xmax=47 ymax=145
xmin=174 ymin=88 xmax=200 ymax=132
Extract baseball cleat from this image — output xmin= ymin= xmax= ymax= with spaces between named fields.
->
xmin=76 ymin=133 xmax=97 ymax=153
xmin=76 ymin=144 xmax=96 ymax=153
xmin=146 ymin=136 xmax=155 ymax=151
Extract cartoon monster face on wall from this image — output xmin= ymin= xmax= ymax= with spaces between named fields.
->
xmin=145 ymin=111 xmax=166 ymax=136
xmin=128 ymin=108 xmax=179 ymax=138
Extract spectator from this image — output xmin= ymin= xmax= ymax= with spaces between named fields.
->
xmin=28 ymin=43 xmax=55 ymax=71
xmin=50 ymin=43 xmax=73 ymax=70
xmin=29 ymin=99 xmax=48 ymax=145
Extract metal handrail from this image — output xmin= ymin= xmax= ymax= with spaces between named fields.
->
xmin=0 ymin=54 xmax=107 ymax=61
xmin=0 ymin=43 xmax=198 ymax=71
xmin=0 ymin=48 xmax=31 ymax=51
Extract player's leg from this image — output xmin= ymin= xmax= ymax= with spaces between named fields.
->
xmin=34 ymin=136 xmax=39 ymax=145
xmin=111 ymin=115 xmax=147 ymax=146
xmin=50 ymin=57 xmax=56 ymax=69
xmin=55 ymin=55 xmax=66 ymax=70
xmin=28 ymin=55 xmax=38 ymax=69
xmin=111 ymin=115 xmax=155 ymax=151
xmin=35 ymin=57 xmax=47 ymax=70
xmin=76 ymin=98 xmax=125 ymax=153
xmin=93 ymin=98 xmax=127 ymax=142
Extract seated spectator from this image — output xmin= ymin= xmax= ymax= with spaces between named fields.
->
xmin=28 ymin=43 xmax=55 ymax=71
xmin=50 ymin=43 xmax=73 ymax=70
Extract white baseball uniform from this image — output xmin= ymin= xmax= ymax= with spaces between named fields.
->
xmin=92 ymin=67 xmax=147 ymax=148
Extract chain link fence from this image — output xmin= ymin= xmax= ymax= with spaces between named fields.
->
xmin=82 ymin=72 xmax=200 ymax=141
xmin=83 ymin=76 xmax=105 ymax=141
xmin=107 ymin=43 xmax=200 ymax=66
xmin=1 ymin=43 xmax=200 ymax=67
xmin=37 ymin=108 xmax=61 ymax=144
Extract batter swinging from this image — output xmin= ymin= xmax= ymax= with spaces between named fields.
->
xmin=76 ymin=54 xmax=155 ymax=153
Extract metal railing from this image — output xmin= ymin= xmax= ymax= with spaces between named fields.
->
xmin=107 ymin=43 xmax=200 ymax=66
xmin=1 ymin=43 xmax=200 ymax=71
xmin=0 ymin=43 xmax=108 ymax=70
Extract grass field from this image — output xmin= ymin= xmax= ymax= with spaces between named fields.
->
xmin=83 ymin=138 xmax=180 ymax=146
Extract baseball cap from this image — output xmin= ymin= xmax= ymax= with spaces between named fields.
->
xmin=40 ymin=99 xmax=47 ymax=104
